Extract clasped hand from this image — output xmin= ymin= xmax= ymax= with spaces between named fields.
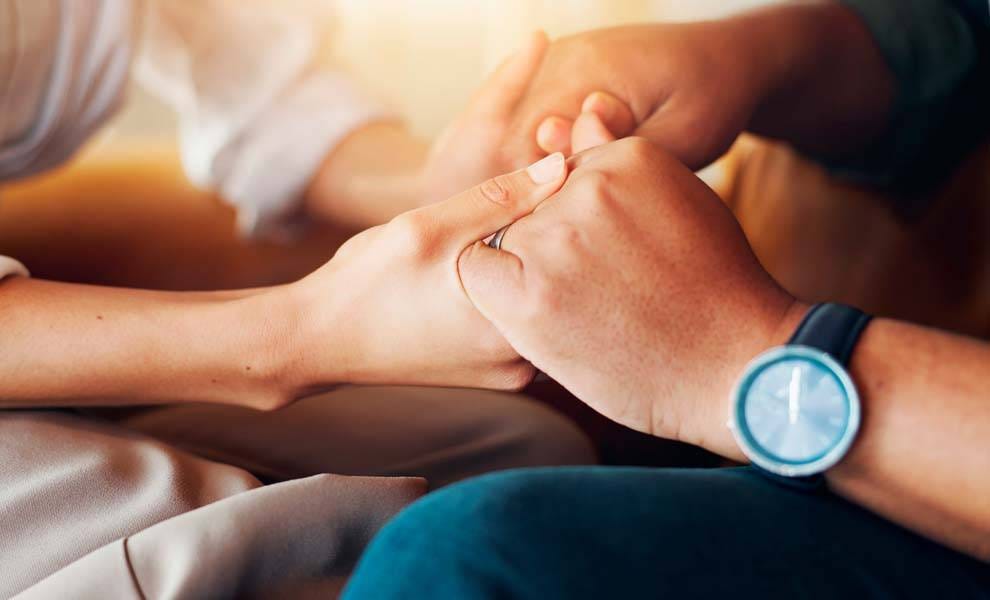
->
xmin=287 ymin=151 xmax=568 ymax=394
xmin=294 ymin=134 xmax=798 ymax=461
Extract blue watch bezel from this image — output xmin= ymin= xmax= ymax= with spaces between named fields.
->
xmin=728 ymin=345 xmax=861 ymax=477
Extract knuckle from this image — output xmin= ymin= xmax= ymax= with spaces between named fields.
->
xmin=525 ymin=272 xmax=563 ymax=319
xmin=581 ymin=169 xmax=612 ymax=194
xmin=619 ymin=136 xmax=658 ymax=164
xmin=477 ymin=175 xmax=513 ymax=208
xmin=333 ymin=224 xmax=382 ymax=260
xmin=332 ymin=236 xmax=359 ymax=261
xmin=387 ymin=212 xmax=434 ymax=257
xmin=576 ymin=170 xmax=616 ymax=209
xmin=246 ymin=392 xmax=290 ymax=412
xmin=546 ymin=221 xmax=582 ymax=250
xmin=490 ymin=361 xmax=537 ymax=392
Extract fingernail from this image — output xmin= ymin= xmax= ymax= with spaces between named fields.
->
xmin=536 ymin=119 xmax=557 ymax=150
xmin=581 ymin=92 xmax=601 ymax=113
xmin=581 ymin=92 xmax=616 ymax=121
xmin=526 ymin=152 xmax=565 ymax=184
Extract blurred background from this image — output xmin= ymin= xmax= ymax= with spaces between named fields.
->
xmin=5 ymin=0 xmax=793 ymax=298
xmin=105 ymin=0 xmax=777 ymax=144
xmin=5 ymin=0 xmax=985 ymax=337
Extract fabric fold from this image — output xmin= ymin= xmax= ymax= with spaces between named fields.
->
xmin=17 ymin=474 xmax=426 ymax=599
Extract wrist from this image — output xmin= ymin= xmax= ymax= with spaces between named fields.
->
xmin=163 ymin=288 xmax=308 ymax=411
xmin=714 ymin=12 xmax=795 ymax=125
xmin=219 ymin=282 xmax=354 ymax=410
xmin=712 ymin=5 xmax=831 ymax=133
xmin=213 ymin=288 xmax=305 ymax=410
xmin=740 ymin=2 xmax=894 ymax=154
xmin=670 ymin=293 xmax=811 ymax=461
xmin=262 ymin=274 xmax=360 ymax=401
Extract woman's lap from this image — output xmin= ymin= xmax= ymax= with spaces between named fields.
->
xmin=98 ymin=386 xmax=596 ymax=488
xmin=344 ymin=466 xmax=990 ymax=599
xmin=0 ymin=409 xmax=260 ymax=596
xmin=2 ymin=388 xmax=592 ymax=595
xmin=2 ymin=409 xmax=429 ymax=598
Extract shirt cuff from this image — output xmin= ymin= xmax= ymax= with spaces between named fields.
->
xmin=207 ymin=71 xmax=391 ymax=240
xmin=0 ymin=256 xmax=30 ymax=281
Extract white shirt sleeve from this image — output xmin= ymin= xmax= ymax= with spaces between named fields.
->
xmin=0 ymin=0 xmax=387 ymax=243
xmin=0 ymin=0 xmax=134 ymax=182
xmin=134 ymin=0 xmax=389 ymax=238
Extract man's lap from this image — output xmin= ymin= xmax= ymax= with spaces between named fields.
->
xmin=344 ymin=466 xmax=990 ymax=599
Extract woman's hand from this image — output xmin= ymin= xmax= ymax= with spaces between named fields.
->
xmin=0 ymin=152 xmax=564 ymax=413
xmin=304 ymin=33 xmax=550 ymax=229
xmin=286 ymin=152 xmax=568 ymax=395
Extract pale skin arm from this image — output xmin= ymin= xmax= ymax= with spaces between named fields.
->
xmin=0 ymin=30 xmax=556 ymax=409
xmin=0 ymin=151 xmax=567 ymax=411
xmin=0 ymin=278 xmax=299 ymax=409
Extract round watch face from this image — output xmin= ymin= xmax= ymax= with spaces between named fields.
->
xmin=730 ymin=345 xmax=860 ymax=477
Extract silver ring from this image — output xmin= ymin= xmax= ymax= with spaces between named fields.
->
xmin=488 ymin=226 xmax=509 ymax=250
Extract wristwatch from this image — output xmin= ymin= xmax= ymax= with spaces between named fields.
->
xmin=728 ymin=303 xmax=872 ymax=478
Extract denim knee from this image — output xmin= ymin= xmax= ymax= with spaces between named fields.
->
xmin=343 ymin=468 xmax=571 ymax=599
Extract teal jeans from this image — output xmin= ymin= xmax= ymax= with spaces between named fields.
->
xmin=343 ymin=467 xmax=990 ymax=599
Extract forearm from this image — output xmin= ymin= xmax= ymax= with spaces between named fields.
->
xmin=736 ymin=1 xmax=895 ymax=158
xmin=0 ymin=278 xmax=306 ymax=409
xmin=827 ymin=319 xmax=990 ymax=560
xmin=304 ymin=122 xmax=430 ymax=229
xmin=684 ymin=302 xmax=990 ymax=559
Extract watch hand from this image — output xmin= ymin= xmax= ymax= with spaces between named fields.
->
xmin=788 ymin=365 xmax=802 ymax=425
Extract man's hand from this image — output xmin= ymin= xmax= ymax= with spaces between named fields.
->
xmin=288 ymin=152 xmax=567 ymax=394
xmin=499 ymin=3 xmax=894 ymax=171
xmin=458 ymin=138 xmax=798 ymax=459
xmin=497 ymin=22 xmax=770 ymax=170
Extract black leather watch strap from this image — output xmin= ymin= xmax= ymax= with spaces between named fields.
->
xmin=752 ymin=303 xmax=872 ymax=490
xmin=788 ymin=303 xmax=872 ymax=366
